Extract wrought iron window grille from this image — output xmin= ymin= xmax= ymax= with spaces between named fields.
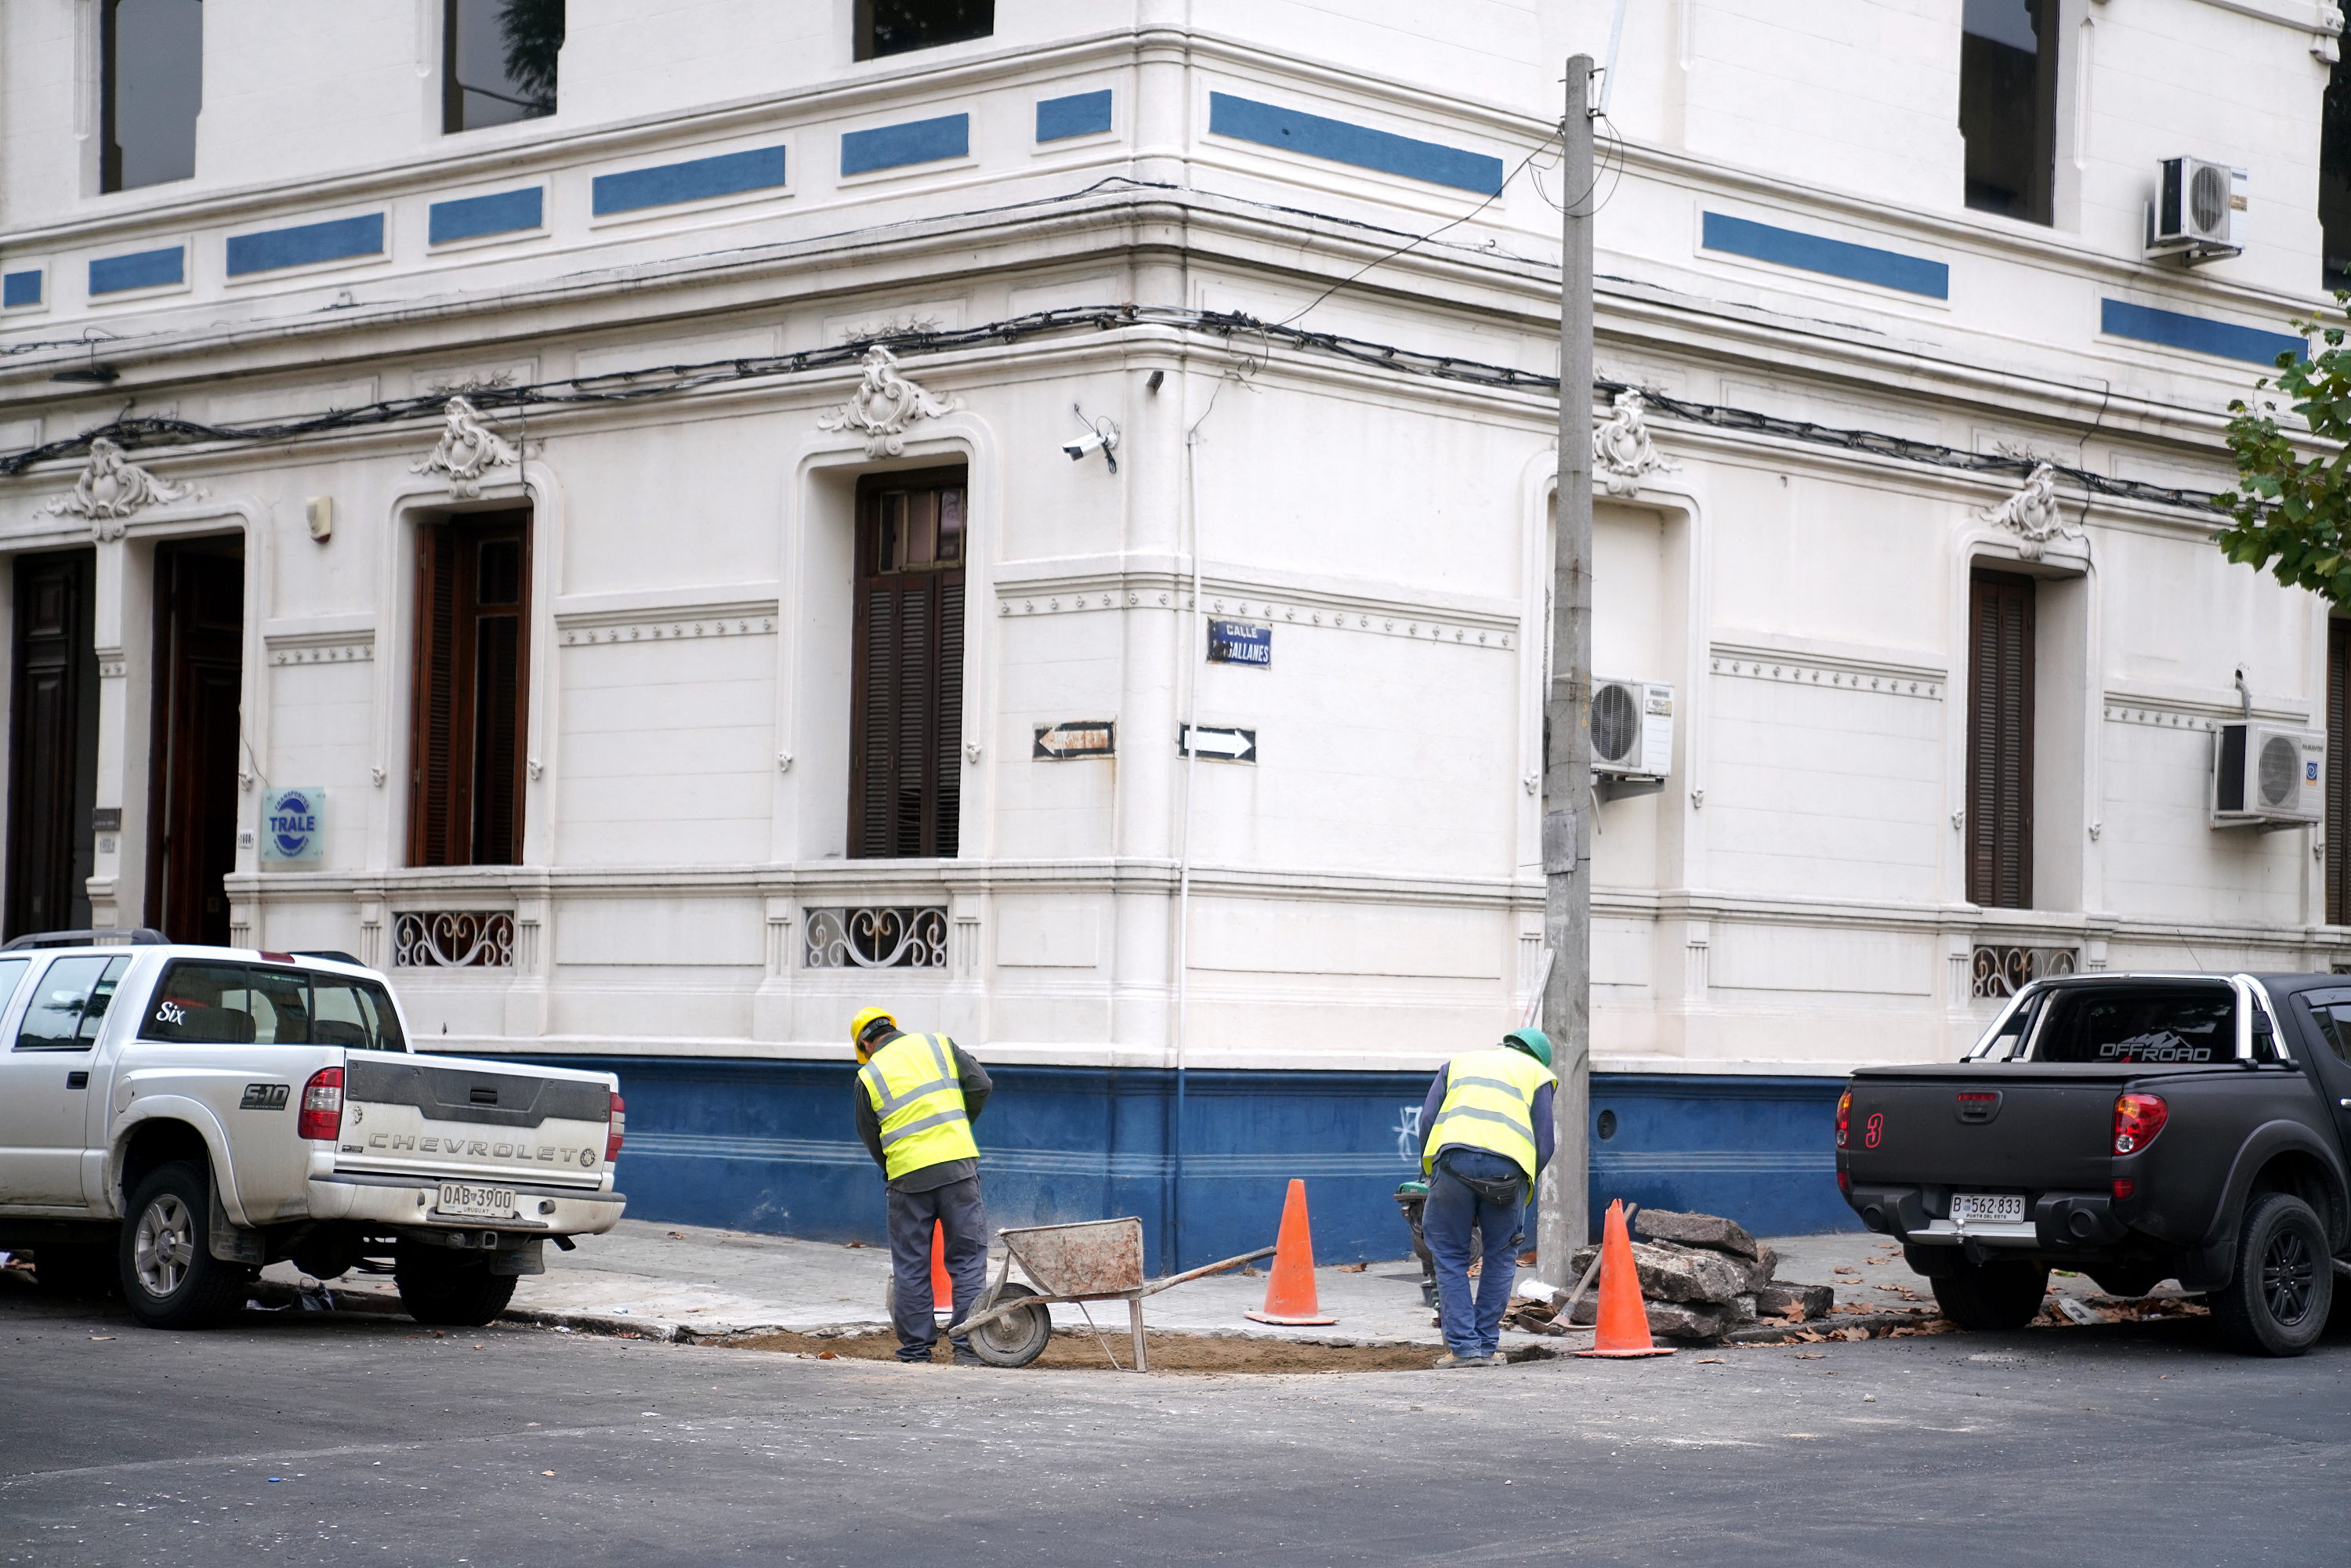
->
xmin=1972 ymin=943 xmax=2078 ymax=999
xmin=803 ymin=906 xmax=948 ymax=969
xmin=393 ymin=911 xmax=516 ymax=968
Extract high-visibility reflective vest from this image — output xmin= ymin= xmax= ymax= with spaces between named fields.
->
xmin=859 ymin=1031 xmax=980 ymax=1181
xmin=1421 ymin=1046 xmax=1556 ymax=1182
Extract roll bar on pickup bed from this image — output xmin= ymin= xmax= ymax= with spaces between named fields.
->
xmin=1960 ymin=972 xmax=2288 ymax=1065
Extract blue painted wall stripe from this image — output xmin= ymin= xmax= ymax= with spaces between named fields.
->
xmin=841 ymin=113 xmax=970 ymax=176
xmin=1 ymin=270 xmax=39 ymax=308
xmin=429 ymin=186 xmax=544 ymax=244
xmin=1207 ymin=92 xmax=1503 ymax=195
xmin=592 ymin=145 xmax=788 ymax=215
xmin=2100 ymin=298 xmax=2305 ymax=365
xmin=226 ymin=213 xmax=385 ymax=277
xmin=88 ymin=246 xmax=183 ymax=295
xmin=1701 ymin=211 xmax=1949 ymax=299
xmin=1036 ymin=89 xmax=1113 ymax=143
xmin=520 ymin=1057 xmax=1856 ymax=1271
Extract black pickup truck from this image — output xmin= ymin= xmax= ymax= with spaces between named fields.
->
xmin=1838 ymin=972 xmax=2351 ymax=1356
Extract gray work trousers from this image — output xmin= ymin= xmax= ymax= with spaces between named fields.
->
xmin=886 ymin=1175 xmax=991 ymax=1360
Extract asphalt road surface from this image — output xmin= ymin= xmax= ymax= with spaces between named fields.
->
xmin=3 ymin=1284 xmax=2346 ymax=1567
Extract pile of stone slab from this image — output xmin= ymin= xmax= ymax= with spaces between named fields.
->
xmin=1560 ymin=1208 xmax=1834 ymax=1342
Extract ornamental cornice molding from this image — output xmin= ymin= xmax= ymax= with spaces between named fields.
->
xmin=993 ymin=570 xmax=1518 ymax=650
xmin=1708 ymin=643 xmax=1944 ymax=700
xmin=555 ymin=598 xmax=780 ymax=646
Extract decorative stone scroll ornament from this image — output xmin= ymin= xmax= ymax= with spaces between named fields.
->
xmin=1591 ymin=389 xmax=1681 ymax=497
xmin=817 ymin=346 xmax=962 ymax=458
xmin=411 ymin=395 xmax=520 ymax=498
xmin=44 ymin=438 xmax=205 ymax=539
xmin=1981 ymin=462 xmax=2085 ymax=560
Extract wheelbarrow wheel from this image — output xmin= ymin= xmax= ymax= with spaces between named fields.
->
xmin=965 ymin=1283 xmax=1052 ymax=1367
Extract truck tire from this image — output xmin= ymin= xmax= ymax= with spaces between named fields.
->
xmin=395 ymin=1243 xmax=518 ymax=1327
xmin=1930 ymin=1258 xmax=2049 ymax=1331
xmin=119 ymin=1161 xmax=251 ymax=1330
xmin=2208 ymin=1192 xmax=2332 ymax=1358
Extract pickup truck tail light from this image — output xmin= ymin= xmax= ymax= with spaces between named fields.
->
xmin=1835 ymin=1088 xmax=1853 ymax=1150
xmin=605 ymin=1092 xmax=625 ymax=1164
xmin=299 ymin=1067 xmax=344 ymax=1142
xmin=2112 ymin=1092 xmax=2168 ymax=1156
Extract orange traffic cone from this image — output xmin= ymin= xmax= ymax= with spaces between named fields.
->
xmin=929 ymin=1219 xmax=953 ymax=1315
xmin=1575 ymin=1198 xmax=1674 ymax=1359
xmin=1244 ymin=1179 xmax=1339 ymax=1325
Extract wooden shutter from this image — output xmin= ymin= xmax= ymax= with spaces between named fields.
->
xmin=2329 ymin=619 xmax=2351 ymax=925
xmin=408 ymin=512 xmax=529 ymax=866
xmin=5 ymin=551 xmax=98 ymax=937
xmin=849 ymin=472 xmax=965 ymax=859
xmin=1967 ymin=570 xmax=2036 ymax=909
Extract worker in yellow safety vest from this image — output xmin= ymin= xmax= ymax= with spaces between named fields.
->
xmin=1417 ymin=1027 xmax=1557 ymax=1369
xmin=851 ymin=1005 xmax=995 ymax=1363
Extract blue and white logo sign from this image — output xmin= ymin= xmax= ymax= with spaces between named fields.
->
xmin=260 ymin=788 xmax=324 ymax=864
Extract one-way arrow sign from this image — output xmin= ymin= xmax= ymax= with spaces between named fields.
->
xmin=1034 ymin=720 xmax=1116 ymax=759
xmin=1178 ymin=724 xmax=1256 ymax=763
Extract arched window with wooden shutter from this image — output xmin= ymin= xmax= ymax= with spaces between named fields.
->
xmin=1967 ymin=567 xmax=2036 ymax=909
xmin=849 ymin=469 xmax=965 ymax=860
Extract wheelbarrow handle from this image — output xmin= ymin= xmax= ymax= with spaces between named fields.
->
xmin=1136 ymin=1244 xmax=1277 ymax=1297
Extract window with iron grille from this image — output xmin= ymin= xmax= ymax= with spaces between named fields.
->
xmin=1967 ymin=569 xmax=2035 ymax=909
xmin=409 ymin=512 xmax=531 ymax=866
xmin=850 ymin=471 xmax=965 ymax=860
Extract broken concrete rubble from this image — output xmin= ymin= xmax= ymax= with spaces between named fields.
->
xmin=1755 ymin=1283 xmax=1835 ymax=1320
xmin=1633 ymin=1208 xmax=1762 ymax=1259
xmin=1551 ymin=1210 xmax=1836 ymax=1343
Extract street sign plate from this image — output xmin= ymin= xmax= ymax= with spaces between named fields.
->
xmin=1034 ymin=720 xmax=1116 ymax=759
xmin=1179 ymin=724 xmax=1256 ymax=763
xmin=1207 ymin=619 xmax=1272 ymax=668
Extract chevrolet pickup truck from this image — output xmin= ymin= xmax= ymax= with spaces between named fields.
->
xmin=0 ymin=932 xmax=625 ymax=1329
xmin=1839 ymin=972 xmax=2351 ymax=1356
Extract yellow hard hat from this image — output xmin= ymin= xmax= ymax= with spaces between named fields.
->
xmin=849 ymin=1006 xmax=897 ymax=1056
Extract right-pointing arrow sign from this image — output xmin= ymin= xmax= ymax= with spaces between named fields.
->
xmin=1179 ymin=724 xmax=1256 ymax=763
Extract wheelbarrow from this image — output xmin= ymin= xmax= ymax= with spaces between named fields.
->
xmin=944 ymin=1217 xmax=1273 ymax=1371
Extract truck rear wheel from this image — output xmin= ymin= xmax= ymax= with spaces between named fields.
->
xmin=120 ymin=1161 xmax=252 ymax=1330
xmin=2209 ymin=1193 xmax=2332 ymax=1358
xmin=1930 ymin=1258 xmax=2049 ymax=1331
xmin=395 ymin=1243 xmax=518 ymax=1327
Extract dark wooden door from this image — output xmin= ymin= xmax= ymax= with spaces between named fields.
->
xmin=1967 ymin=569 xmax=2036 ymax=910
xmin=408 ymin=512 xmax=530 ymax=866
xmin=2329 ymin=619 xmax=2350 ymax=925
xmin=147 ymin=541 xmax=245 ymax=944
xmin=5 ymin=550 xmax=100 ymax=938
xmin=850 ymin=470 xmax=965 ymax=859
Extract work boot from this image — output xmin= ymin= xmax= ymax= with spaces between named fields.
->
xmin=1432 ymin=1352 xmax=1497 ymax=1370
xmin=952 ymin=1349 xmax=985 ymax=1367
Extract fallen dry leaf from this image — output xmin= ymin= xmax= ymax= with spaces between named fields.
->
xmin=1335 ymin=1262 xmax=1369 ymax=1273
xmin=1792 ymin=1352 xmax=1825 ymax=1360
xmin=540 ymin=1471 xmax=556 ymax=1478
xmin=842 ymin=1241 xmax=866 ymax=1250
xmin=1835 ymin=1327 xmax=1870 ymax=1342
xmin=88 ymin=1336 xmax=114 ymax=1342
xmin=1696 ymin=1357 xmax=1724 ymax=1363
xmin=817 ymin=1350 xmax=839 ymax=1360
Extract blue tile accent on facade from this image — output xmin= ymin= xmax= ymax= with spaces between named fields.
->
xmin=2099 ymin=298 xmax=2305 ymax=366
xmin=841 ymin=113 xmax=971 ymax=176
xmin=88 ymin=246 xmax=184 ymax=295
xmin=1700 ymin=211 xmax=1948 ymax=299
xmin=429 ymin=187 xmax=545 ymax=244
xmin=225 ymin=213 xmax=385 ymax=277
xmin=2 ymin=270 xmax=39 ymax=308
xmin=591 ymin=146 xmax=788 ymax=215
xmin=1206 ymin=92 xmax=1504 ymax=194
xmin=529 ymin=1058 xmax=1852 ymax=1271
xmin=1036 ymin=89 xmax=1114 ymax=143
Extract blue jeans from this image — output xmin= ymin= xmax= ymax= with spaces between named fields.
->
xmin=1423 ymin=1147 xmax=1526 ymax=1359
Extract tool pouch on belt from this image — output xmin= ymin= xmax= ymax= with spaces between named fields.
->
xmin=1437 ymin=1151 xmax=1524 ymax=1208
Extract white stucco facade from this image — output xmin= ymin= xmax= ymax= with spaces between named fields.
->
xmin=2 ymin=0 xmax=2344 ymax=1086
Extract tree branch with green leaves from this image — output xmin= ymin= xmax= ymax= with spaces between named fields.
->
xmin=2215 ymin=299 xmax=2351 ymax=606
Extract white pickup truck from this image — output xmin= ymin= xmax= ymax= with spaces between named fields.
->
xmin=0 ymin=932 xmax=625 ymax=1329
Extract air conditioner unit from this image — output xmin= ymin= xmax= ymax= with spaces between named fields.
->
xmin=2146 ymin=158 xmax=2246 ymax=263
xmin=1591 ymin=678 xmax=1674 ymax=778
xmin=2210 ymin=722 xmax=2323 ymax=827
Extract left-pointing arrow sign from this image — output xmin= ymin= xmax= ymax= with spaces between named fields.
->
xmin=1178 ymin=724 xmax=1257 ymax=763
xmin=1034 ymin=720 xmax=1116 ymax=759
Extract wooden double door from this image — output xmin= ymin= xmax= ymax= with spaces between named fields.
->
xmin=4 ymin=551 xmax=101 ymax=939
xmin=145 ymin=541 xmax=245 ymax=944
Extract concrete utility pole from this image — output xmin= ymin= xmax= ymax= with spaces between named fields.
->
xmin=1537 ymin=54 xmax=1596 ymax=1276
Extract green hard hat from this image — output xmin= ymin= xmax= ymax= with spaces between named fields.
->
xmin=1502 ymin=1027 xmax=1553 ymax=1069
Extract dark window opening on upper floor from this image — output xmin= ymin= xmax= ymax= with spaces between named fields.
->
xmin=1958 ymin=0 xmax=2057 ymax=226
xmin=444 ymin=0 xmax=563 ymax=133
xmin=857 ymin=0 xmax=993 ymax=61
xmin=100 ymin=0 xmax=202 ymax=194
xmin=2322 ymin=24 xmax=2351 ymax=289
